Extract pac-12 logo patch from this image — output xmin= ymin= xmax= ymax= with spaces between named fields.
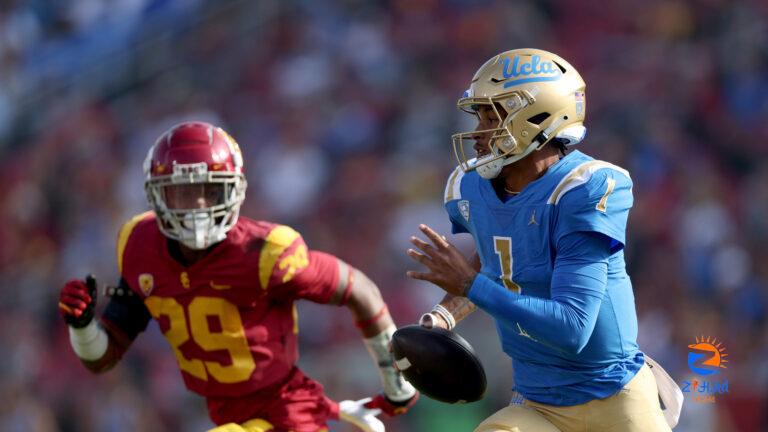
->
xmin=458 ymin=200 xmax=470 ymax=222
xmin=138 ymin=273 xmax=154 ymax=296
xmin=688 ymin=336 xmax=728 ymax=375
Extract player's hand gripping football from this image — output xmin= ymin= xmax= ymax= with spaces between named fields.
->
xmin=406 ymin=224 xmax=477 ymax=297
xmin=58 ymin=275 xmax=97 ymax=328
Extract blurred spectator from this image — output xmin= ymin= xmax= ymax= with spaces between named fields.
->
xmin=0 ymin=0 xmax=765 ymax=431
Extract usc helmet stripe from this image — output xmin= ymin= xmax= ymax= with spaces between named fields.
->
xmin=117 ymin=211 xmax=154 ymax=274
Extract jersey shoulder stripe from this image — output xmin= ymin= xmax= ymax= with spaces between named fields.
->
xmin=258 ymin=225 xmax=307 ymax=289
xmin=117 ymin=211 xmax=155 ymax=274
xmin=547 ymin=160 xmax=631 ymax=205
xmin=444 ymin=166 xmax=465 ymax=203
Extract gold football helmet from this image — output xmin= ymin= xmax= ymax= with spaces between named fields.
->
xmin=452 ymin=48 xmax=587 ymax=179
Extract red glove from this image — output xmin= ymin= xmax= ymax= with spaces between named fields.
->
xmin=58 ymin=275 xmax=97 ymax=328
xmin=364 ymin=392 xmax=419 ymax=416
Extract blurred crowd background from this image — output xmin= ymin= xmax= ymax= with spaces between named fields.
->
xmin=0 ymin=0 xmax=766 ymax=431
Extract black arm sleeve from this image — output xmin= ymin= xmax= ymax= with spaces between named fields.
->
xmin=102 ymin=278 xmax=152 ymax=341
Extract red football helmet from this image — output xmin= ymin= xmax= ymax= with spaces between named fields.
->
xmin=143 ymin=121 xmax=247 ymax=250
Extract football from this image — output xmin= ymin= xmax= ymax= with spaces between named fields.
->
xmin=391 ymin=325 xmax=486 ymax=404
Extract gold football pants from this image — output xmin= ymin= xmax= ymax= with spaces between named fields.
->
xmin=475 ymin=364 xmax=670 ymax=432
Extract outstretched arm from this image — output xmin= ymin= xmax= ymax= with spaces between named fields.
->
xmin=280 ymin=248 xmax=418 ymax=414
xmin=337 ymin=263 xmax=394 ymax=338
xmin=337 ymin=262 xmax=418 ymax=413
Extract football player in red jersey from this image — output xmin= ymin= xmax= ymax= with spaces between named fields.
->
xmin=57 ymin=121 xmax=418 ymax=432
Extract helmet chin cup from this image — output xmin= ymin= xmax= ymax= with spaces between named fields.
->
xmin=476 ymin=156 xmax=504 ymax=179
xmin=179 ymin=212 xmax=222 ymax=250
xmin=555 ymin=125 xmax=587 ymax=146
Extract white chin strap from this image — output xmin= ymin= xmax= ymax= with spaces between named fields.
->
xmin=476 ymin=155 xmax=505 ymax=179
xmin=179 ymin=213 xmax=223 ymax=250
xmin=475 ymin=125 xmax=587 ymax=180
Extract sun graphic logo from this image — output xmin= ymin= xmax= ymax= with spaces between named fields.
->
xmin=687 ymin=336 xmax=728 ymax=376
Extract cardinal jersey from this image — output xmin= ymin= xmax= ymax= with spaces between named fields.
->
xmin=116 ymin=213 xmax=342 ymax=399
xmin=443 ymin=150 xmax=644 ymax=406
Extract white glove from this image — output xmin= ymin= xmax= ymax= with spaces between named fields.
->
xmin=339 ymin=397 xmax=385 ymax=432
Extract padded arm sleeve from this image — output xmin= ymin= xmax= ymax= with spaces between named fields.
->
xmin=101 ymin=278 xmax=152 ymax=340
xmin=467 ymin=231 xmax=611 ymax=354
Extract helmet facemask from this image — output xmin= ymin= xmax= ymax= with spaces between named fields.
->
xmin=452 ymin=89 xmax=540 ymax=179
xmin=145 ymin=162 xmax=246 ymax=250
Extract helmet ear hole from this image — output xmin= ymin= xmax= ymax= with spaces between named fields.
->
xmin=527 ymin=112 xmax=551 ymax=125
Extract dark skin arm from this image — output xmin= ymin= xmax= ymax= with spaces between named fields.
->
xmin=81 ymin=319 xmax=133 ymax=373
xmin=327 ymin=259 xmax=394 ymax=338
xmin=332 ymin=259 xmax=418 ymax=410
xmin=426 ymin=253 xmax=480 ymax=329
xmin=346 ymin=269 xmax=394 ymax=337
xmin=406 ymin=224 xmax=479 ymax=297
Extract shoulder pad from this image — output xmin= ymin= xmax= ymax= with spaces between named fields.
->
xmin=444 ymin=166 xmax=466 ymax=204
xmin=547 ymin=160 xmax=630 ymax=205
xmin=116 ymin=211 xmax=155 ymax=274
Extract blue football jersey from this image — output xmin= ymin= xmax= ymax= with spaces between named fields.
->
xmin=443 ymin=150 xmax=644 ymax=406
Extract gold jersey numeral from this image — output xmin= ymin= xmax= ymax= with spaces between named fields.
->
xmin=596 ymin=178 xmax=616 ymax=213
xmin=493 ymin=236 xmax=521 ymax=294
xmin=145 ymin=296 xmax=207 ymax=381
xmin=145 ymin=296 xmax=256 ymax=383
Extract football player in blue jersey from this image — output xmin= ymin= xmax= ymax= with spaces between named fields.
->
xmin=406 ymin=49 xmax=681 ymax=431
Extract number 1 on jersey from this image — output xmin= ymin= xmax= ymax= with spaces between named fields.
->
xmin=493 ymin=236 xmax=521 ymax=293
